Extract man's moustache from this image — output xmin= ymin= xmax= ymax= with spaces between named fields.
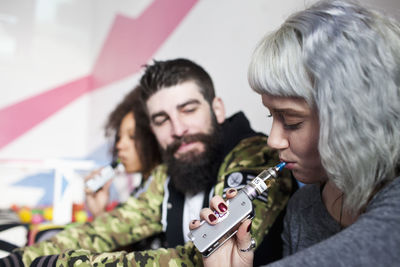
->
xmin=165 ymin=134 xmax=208 ymax=155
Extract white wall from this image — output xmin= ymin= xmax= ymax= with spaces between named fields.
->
xmin=0 ymin=0 xmax=399 ymax=207
xmin=1 ymin=0 xmax=399 ymax=162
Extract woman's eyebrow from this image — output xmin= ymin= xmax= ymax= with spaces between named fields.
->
xmin=271 ymin=108 xmax=309 ymax=117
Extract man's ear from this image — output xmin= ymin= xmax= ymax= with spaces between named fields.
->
xmin=212 ymin=97 xmax=225 ymax=124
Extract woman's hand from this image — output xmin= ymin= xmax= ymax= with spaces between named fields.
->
xmin=189 ymin=188 xmax=254 ymax=267
xmin=84 ymin=168 xmax=113 ymax=218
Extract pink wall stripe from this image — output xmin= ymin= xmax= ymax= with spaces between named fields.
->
xmin=93 ymin=0 xmax=199 ymax=87
xmin=0 ymin=76 xmax=92 ymax=149
xmin=0 ymin=0 xmax=198 ymax=150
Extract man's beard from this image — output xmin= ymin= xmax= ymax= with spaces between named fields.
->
xmin=162 ymin=121 xmax=223 ymax=195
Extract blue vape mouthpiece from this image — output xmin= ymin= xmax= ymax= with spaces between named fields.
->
xmin=276 ymin=162 xmax=286 ymax=171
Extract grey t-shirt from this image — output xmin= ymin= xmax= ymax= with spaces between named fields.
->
xmin=266 ymin=177 xmax=400 ymax=267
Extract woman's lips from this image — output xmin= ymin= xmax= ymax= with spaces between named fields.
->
xmin=118 ymin=155 xmax=127 ymax=163
xmin=284 ymin=162 xmax=296 ymax=170
xmin=280 ymin=159 xmax=295 ymax=170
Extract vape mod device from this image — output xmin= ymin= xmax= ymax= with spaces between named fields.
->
xmin=188 ymin=162 xmax=286 ymax=257
xmin=85 ymin=160 xmax=120 ymax=192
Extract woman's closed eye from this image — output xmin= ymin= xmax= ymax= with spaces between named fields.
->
xmin=272 ymin=112 xmax=304 ymax=130
xmin=283 ymin=121 xmax=303 ymax=130
xmin=281 ymin=114 xmax=304 ymax=130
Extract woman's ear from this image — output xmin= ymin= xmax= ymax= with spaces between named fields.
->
xmin=212 ymin=97 xmax=226 ymax=124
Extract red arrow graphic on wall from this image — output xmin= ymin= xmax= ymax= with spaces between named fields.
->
xmin=0 ymin=0 xmax=198 ymax=150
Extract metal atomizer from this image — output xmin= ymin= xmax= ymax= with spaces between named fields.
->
xmin=188 ymin=162 xmax=286 ymax=257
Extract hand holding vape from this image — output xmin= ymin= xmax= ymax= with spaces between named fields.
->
xmin=188 ymin=162 xmax=286 ymax=257
xmin=85 ymin=160 xmax=120 ymax=192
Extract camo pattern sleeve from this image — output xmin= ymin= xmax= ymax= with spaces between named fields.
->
xmin=52 ymin=136 xmax=292 ymax=267
xmin=51 ymin=135 xmax=292 ymax=267
xmin=215 ymin=135 xmax=294 ymax=248
xmin=54 ymin=241 xmax=203 ymax=267
xmin=15 ymin=135 xmax=293 ymax=267
xmin=52 ymin=136 xmax=290 ymax=267
xmin=14 ymin=165 xmax=168 ymax=266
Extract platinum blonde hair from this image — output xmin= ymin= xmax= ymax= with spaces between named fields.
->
xmin=248 ymin=0 xmax=400 ymax=213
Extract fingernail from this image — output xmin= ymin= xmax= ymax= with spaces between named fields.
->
xmin=209 ymin=214 xmax=217 ymax=222
xmin=227 ymin=188 xmax=236 ymax=194
xmin=218 ymin=203 xmax=227 ymax=212
xmin=247 ymin=222 xmax=252 ymax=232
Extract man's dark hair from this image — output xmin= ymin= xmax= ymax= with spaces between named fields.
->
xmin=139 ymin=58 xmax=215 ymax=104
xmin=105 ymin=85 xmax=161 ymax=177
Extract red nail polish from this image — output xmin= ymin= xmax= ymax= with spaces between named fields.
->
xmin=227 ymin=188 xmax=236 ymax=194
xmin=218 ymin=203 xmax=227 ymax=212
xmin=247 ymin=222 xmax=252 ymax=232
xmin=209 ymin=214 xmax=217 ymax=222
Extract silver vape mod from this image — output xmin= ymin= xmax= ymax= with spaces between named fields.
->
xmin=188 ymin=162 xmax=286 ymax=257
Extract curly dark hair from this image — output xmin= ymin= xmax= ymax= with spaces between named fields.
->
xmin=105 ymin=85 xmax=161 ymax=177
xmin=139 ymin=58 xmax=215 ymax=104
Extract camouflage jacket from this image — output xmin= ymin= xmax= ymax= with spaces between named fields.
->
xmin=15 ymin=135 xmax=294 ymax=266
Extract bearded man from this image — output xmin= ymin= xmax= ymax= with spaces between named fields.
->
xmin=8 ymin=59 xmax=296 ymax=267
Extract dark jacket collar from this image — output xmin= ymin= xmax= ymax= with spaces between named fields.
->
xmin=220 ymin=111 xmax=263 ymax=158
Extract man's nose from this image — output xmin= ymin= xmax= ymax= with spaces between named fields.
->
xmin=267 ymin=121 xmax=289 ymax=150
xmin=171 ymin=117 xmax=188 ymax=138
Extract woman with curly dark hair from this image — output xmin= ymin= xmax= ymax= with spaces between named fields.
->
xmin=85 ymin=85 xmax=161 ymax=217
